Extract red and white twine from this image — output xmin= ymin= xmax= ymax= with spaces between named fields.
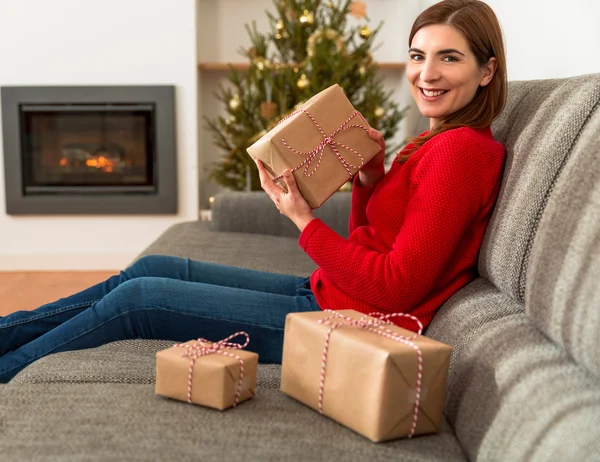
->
xmin=317 ymin=310 xmax=425 ymax=439
xmin=172 ymin=332 xmax=250 ymax=406
xmin=273 ymin=109 xmax=367 ymax=181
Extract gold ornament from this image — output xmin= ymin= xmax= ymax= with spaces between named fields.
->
xmin=276 ymin=19 xmax=284 ymax=31
xmin=358 ymin=65 xmax=367 ymax=76
xmin=349 ymin=0 xmax=367 ymax=19
xmin=339 ymin=181 xmax=352 ymax=192
xmin=229 ymin=94 xmax=241 ymax=111
xmin=260 ymin=101 xmax=278 ymax=119
xmin=374 ymin=106 xmax=385 ymax=118
xmin=299 ymin=9 xmax=314 ymax=26
xmin=307 ymin=28 xmax=347 ymax=59
xmin=275 ymin=33 xmax=283 ymax=40
xmin=296 ymin=74 xmax=310 ymax=90
xmin=359 ymin=25 xmax=372 ymax=40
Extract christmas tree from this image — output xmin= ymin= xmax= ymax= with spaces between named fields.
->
xmin=205 ymin=0 xmax=407 ymax=191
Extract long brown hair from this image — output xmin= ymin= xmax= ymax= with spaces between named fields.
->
xmin=398 ymin=0 xmax=507 ymax=163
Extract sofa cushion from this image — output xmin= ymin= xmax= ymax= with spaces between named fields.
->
xmin=525 ymin=104 xmax=600 ymax=377
xmin=425 ymin=277 xmax=523 ymax=371
xmin=440 ymin=313 xmax=600 ymax=462
xmin=10 ymin=339 xmax=282 ymax=388
xmin=0 ymin=382 xmax=467 ymax=462
xmin=135 ymin=220 xmax=318 ymax=277
xmin=211 ymin=190 xmax=352 ymax=238
xmin=481 ymin=74 xmax=600 ymax=302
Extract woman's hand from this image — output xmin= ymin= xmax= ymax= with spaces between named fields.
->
xmin=255 ymin=159 xmax=314 ymax=232
xmin=357 ymin=128 xmax=386 ymax=188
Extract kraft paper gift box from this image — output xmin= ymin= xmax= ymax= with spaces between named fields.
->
xmin=155 ymin=336 xmax=258 ymax=411
xmin=247 ymin=84 xmax=381 ymax=209
xmin=280 ymin=310 xmax=453 ymax=442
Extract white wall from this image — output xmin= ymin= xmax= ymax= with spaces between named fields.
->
xmin=419 ymin=0 xmax=600 ymax=80
xmin=0 ymin=0 xmax=198 ymax=270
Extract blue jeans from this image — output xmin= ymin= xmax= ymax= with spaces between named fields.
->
xmin=0 ymin=255 xmax=321 ymax=383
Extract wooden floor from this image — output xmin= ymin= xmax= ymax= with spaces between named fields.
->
xmin=0 ymin=271 xmax=118 ymax=317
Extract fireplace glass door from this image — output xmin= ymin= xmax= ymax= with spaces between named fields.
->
xmin=20 ymin=105 xmax=155 ymax=194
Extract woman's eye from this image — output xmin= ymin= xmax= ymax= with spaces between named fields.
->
xmin=410 ymin=54 xmax=424 ymax=61
xmin=443 ymin=55 xmax=458 ymax=62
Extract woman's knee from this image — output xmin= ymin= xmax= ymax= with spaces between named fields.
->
xmin=102 ymin=278 xmax=157 ymax=314
xmin=126 ymin=254 xmax=183 ymax=279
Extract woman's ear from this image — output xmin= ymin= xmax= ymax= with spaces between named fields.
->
xmin=479 ymin=57 xmax=497 ymax=87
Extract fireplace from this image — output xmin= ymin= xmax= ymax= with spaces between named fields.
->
xmin=1 ymin=86 xmax=177 ymax=214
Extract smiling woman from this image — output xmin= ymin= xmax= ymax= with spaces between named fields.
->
xmin=398 ymin=0 xmax=507 ymax=162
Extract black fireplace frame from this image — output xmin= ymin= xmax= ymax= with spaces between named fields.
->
xmin=1 ymin=86 xmax=177 ymax=215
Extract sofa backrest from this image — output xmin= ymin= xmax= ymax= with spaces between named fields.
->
xmin=521 ymin=80 xmax=600 ymax=379
xmin=481 ymin=74 xmax=600 ymax=378
xmin=480 ymin=74 xmax=600 ymax=304
xmin=211 ymin=190 xmax=351 ymax=238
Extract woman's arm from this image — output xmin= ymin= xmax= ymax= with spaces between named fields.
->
xmin=300 ymin=134 xmax=486 ymax=313
xmin=348 ymin=128 xmax=386 ymax=234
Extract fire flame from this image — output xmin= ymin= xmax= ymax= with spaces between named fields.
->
xmin=59 ymin=155 xmax=115 ymax=172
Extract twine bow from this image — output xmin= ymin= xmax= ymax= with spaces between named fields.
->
xmin=273 ymin=109 xmax=368 ymax=181
xmin=317 ymin=310 xmax=424 ymax=438
xmin=172 ymin=332 xmax=250 ymax=406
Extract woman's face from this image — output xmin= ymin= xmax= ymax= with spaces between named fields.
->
xmin=407 ymin=24 xmax=496 ymax=129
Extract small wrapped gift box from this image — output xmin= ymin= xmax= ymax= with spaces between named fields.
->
xmin=155 ymin=332 xmax=258 ymax=411
xmin=280 ymin=310 xmax=453 ymax=442
xmin=247 ymin=84 xmax=381 ymax=209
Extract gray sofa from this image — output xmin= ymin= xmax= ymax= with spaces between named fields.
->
xmin=1 ymin=74 xmax=599 ymax=461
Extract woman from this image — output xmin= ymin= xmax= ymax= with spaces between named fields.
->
xmin=0 ymin=0 xmax=507 ymax=383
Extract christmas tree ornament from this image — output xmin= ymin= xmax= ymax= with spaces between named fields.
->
xmin=229 ymin=115 xmax=237 ymax=123
xmin=229 ymin=94 xmax=241 ymax=111
xmin=275 ymin=33 xmax=283 ymax=40
xmin=256 ymin=59 xmax=267 ymax=71
xmin=359 ymin=25 xmax=372 ymax=39
xmin=307 ymin=29 xmax=346 ymax=59
xmin=260 ymin=101 xmax=278 ymax=119
xmin=299 ymin=10 xmax=314 ymax=26
xmin=374 ymin=106 xmax=385 ymax=118
xmin=339 ymin=181 xmax=352 ymax=192
xmin=296 ymin=74 xmax=310 ymax=90
xmin=276 ymin=19 xmax=284 ymax=31
xmin=349 ymin=0 xmax=367 ymax=19
xmin=358 ymin=65 xmax=367 ymax=76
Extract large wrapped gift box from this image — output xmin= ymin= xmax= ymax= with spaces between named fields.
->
xmin=155 ymin=336 xmax=258 ymax=411
xmin=280 ymin=310 xmax=453 ymax=442
xmin=247 ymin=84 xmax=381 ymax=209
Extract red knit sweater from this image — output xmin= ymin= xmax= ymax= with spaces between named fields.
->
xmin=298 ymin=126 xmax=506 ymax=331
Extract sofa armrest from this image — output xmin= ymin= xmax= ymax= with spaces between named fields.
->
xmin=211 ymin=191 xmax=351 ymax=238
